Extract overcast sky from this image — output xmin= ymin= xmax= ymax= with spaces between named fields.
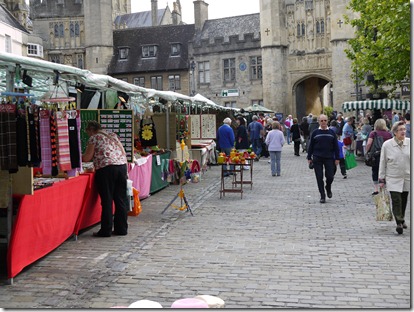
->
xmin=131 ymin=0 xmax=260 ymax=24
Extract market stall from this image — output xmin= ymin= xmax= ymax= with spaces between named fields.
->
xmin=341 ymin=99 xmax=410 ymax=112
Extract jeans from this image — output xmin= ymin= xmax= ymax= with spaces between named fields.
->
xmin=221 ymin=147 xmax=234 ymax=174
xmin=251 ymin=138 xmax=262 ymax=157
xmin=95 ymin=164 xmax=129 ymax=235
xmin=269 ymin=151 xmax=281 ymax=176
xmin=286 ymin=128 xmax=291 ymax=144
xmin=312 ymin=156 xmax=335 ymax=199
xmin=390 ymin=191 xmax=409 ymax=225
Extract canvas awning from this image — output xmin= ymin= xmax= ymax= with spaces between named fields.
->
xmin=244 ymin=103 xmax=274 ymax=113
xmin=342 ymin=99 xmax=410 ymax=112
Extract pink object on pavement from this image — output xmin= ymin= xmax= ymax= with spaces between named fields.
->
xmin=171 ymin=298 xmax=209 ymax=309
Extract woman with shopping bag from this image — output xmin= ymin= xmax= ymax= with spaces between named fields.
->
xmin=378 ymin=121 xmax=410 ymax=234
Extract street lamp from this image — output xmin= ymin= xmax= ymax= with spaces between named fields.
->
xmin=190 ymin=60 xmax=196 ymax=96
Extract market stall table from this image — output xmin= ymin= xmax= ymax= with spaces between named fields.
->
xmin=150 ymin=151 xmax=171 ymax=194
xmin=7 ymin=174 xmax=93 ymax=279
xmin=219 ymin=163 xmax=244 ymax=199
xmin=127 ymin=154 xmax=152 ymax=200
xmin=233 ymin=158 xmax=253 ymax=190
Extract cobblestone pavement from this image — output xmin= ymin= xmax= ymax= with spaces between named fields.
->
xmin=0 ymin=144 xmax=411 ymax=309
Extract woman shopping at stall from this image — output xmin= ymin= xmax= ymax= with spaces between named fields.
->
xmin=82 ymin=121 xmax=129 ymax=237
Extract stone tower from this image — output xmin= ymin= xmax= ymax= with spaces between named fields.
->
xmin=84 ymin=0 xmax=114 ymax=74
xmin=4 ymin=0 xmax=29 ymax=29
xmin=260 ymin=0 xmax=356 ymax=116
xmin=259 ymin=0 xmax=289 ymax=114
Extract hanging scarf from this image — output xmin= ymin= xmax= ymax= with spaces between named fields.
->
xmin=0 ymin=102 xmax=18 ymax=173
xmin=56 ymin=110 xmax=72 ymax=171
xmin=39 ymin=109 xmax=52 ymax=175
xmin=50 ymin=110 xmax=59 ymax=176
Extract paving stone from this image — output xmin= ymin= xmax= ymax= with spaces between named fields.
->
xmin=0 ymin=144 xmax=410 ymax=308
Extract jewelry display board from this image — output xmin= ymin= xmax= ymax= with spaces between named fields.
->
xmin=99 ymin=109 xmax=134 ymax=163
xmin=189 ymin=114 xmax=216 ymax=140
xmin=80 ymin=109 xmax=134 ymax=163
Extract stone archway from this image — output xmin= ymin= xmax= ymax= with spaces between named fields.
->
xmin=294 ymin=76 xmax=331 ymax=120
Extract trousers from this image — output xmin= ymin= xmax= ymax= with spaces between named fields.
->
xmin=390 ymin=191 xmax=409 ymax=225
xmin=95 ymin=164 xmax=129 ymax=235
xmin=312 ymin=156 xmax=335 ymax=199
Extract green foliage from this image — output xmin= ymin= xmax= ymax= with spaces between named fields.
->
xmin=344 ymin=0 xmax=410 ymax=90
xmin=323 ymin=106 xmax=333 ymax=117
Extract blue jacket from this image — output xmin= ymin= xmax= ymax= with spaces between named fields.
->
xmin=216 ymin=124 xmax=235 ymax=149
xmin=247 ymin=121 xmax=263 ymax=140
xmin=307 ymin=128 xmax=340 ymax=160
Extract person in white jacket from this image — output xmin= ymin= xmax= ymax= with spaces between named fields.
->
xmin=378 ymin=121 xmax=410 ymax=235
xmin=265 ymin=121 xmax=285 ymax=176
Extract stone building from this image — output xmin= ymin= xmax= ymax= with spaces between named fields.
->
xmin=5 ymin=0 xmax=358 ymax=117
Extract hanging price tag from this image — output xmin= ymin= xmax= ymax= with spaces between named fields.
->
xmin=156 ymin=155 xmax=161 ymax=166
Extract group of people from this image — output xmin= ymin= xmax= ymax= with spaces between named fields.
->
xmin=217 ymin=110 xmax=410 ymax=235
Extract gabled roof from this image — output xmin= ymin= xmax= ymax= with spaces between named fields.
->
xmin=114 ymin=9 xmax=167 ymax=29
xmin=194 ymin=13 xmax=260 ymax=44
xmin=108 ymin=24 xmax=195 ymax=75
xmin=0 ymin=4 xmax=29 ymax=34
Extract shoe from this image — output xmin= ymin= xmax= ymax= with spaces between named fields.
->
xmin=372 ymin=191 xmax=379 ymax=195
xmin=277 ymin=174 xmax=280 ymax=176
xmin=325 ymin=187 xmax=332 ymax=198
xmin=343 ymin=175 xmax=347 ymax=179
xmin=402 ymin=222 xmax=407 ymax=229
xmin=223 ymin=173 xmax=230 ymax=177
xmin=272 ymin=174 xmax=276 ymax=176
xmin=112 ymin=231 xmax=127 ymax=236
xmin=396 ymin=224 xmax=403 ymax=234
xmin=295 ymin=154 xmax=300 ymax=156
xmin=93 ymin=231 xmax=111 ymax=237
xmin=320 ymin=198 xmax=326 ymax=203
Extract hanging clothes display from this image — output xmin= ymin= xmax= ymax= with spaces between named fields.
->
xmin=39 ymin=109 xmax=52 ymax=176
xmin=27 ymin=104 xmax=41 ymax=166
xmin=55 ymin=110 xmax=72 ymax=172
xmin=50 ymin=110 xmax=59 ymax=176
xmin=139 ymin=116 xmax=158 ymax=147
xmin=67 ymin=110 xmax=80 ymax=169
xmin=16 ymin=104 xmax=28 ymax=167
xmin=0 ymin=101 xmax=18 ymax=173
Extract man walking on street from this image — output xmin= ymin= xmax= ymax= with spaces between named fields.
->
xmin=248 ymin=115 xmax=264 ymax=161
xmin=307 ymin=114 xmax=340 ymax=203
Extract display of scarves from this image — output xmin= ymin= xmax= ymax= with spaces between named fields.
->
xmin=50 ymin=110 xmax=58 ymax=176
xmin=39 ymin=109 xmax=52 ymax=175
xmin=56 ymin=111 xmax=72 ymax=171
xmin=67 ymin=110 xmax=80 ymax=169
xmin=66 ymin=110 xmax=81 ymax=177
xmin=0 ymin=103 xmax=18 ymax=173
xmin=27 ymin=105 xmax=41 ymax=166
xmin=16 ymin=107 xmax=28 ymax=166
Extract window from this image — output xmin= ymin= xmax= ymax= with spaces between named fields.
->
xmin=27 ymin=44 xmax=44 ymax=57
xmin=77 ymin=54 xmax=84 ymax=69
xmin=250 ymin=56 xmax=262 ymax=80
xmin=223 ymin=58 xmax=236 ymax=82
xmin=198 ymin=61 xmax=210 ymax=84
xmin=133 ymin=77 xmax=145 ymax=87
xmin=301 ymin=23 xmax=305 ymax=36
xmin=59 ymin=23 xmax=64 ymax=37
xmin=224 ymin=101 xmax=237 ymax=108
xmin=170 ymin=43 xmax=181 ymax=56
xmin=5 ymin=35 xmax=11 ymax=53
xmin=54 ymin=24 xmax=59 ymax=37
xmin=49 ymin=55 xmax=61 ymax=63
xmin=142 ymin=45 xmax=157 ymax=58
xmin=151 ymin=76 xmax=163 ymax=90
xmin=70 ymin=22 xmax=80 ymax=37
xmin=320 ymin=20 xmax=325 ymax=34
xmin=168 ymin=75 xmax=181 ymax=91
xmin=316 ymin=21 xmax=320 ymax=34
xmin=251 ymin=99 xmax=264 ymax=106
xmin=119 ymin=48 xmax=129 ymax=59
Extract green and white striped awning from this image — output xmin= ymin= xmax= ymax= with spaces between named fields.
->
xmin=342 ymin=99 xmax=410 ymax=112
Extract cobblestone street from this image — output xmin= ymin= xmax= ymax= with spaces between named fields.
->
xmin=0 ymin=144 xmax=411 ymax=309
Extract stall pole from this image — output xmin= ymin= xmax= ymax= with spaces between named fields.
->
xmin=166 ymin=101 xmax=170 ymax=149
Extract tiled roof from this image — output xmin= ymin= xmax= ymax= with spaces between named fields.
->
xmin=0 ymin=4 xmax=29 ymax=33
xmin=108 ymin=24 xmax=195 ymax=74
xmin=194 ymin=13 xmax=260 ymax=44
xmin=114 ymin=9 xmax=167 ymax=28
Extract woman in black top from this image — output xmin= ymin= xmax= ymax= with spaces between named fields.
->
xmin=291 ymin=118 xmax=301 ymax=156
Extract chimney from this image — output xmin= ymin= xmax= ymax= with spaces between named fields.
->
xmin=172 ymin=1 xmax=181 ymax=25
xmin=151 ymin=0 xmax=158 ymax=26
xmin=194 ymin=0 xmax=208 ymax=31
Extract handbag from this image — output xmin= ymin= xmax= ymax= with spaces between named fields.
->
xmin=364 ymin=132 xmax=383 ymax=167
xmin=344 ymin=150 xmax=357 ymax=170
xmin=139 ymin=117 xmax=158 ymax=147
xmin=343 ymin=136 xmax=352 ymax=146
xmin=374 ymin=188 xmax=393 ymax=221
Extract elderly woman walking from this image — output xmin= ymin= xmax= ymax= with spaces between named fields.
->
xmin=265 ymin=121 xmax=285 ymax=176
xmin=378 ymin=121 xmax=410 ymax=234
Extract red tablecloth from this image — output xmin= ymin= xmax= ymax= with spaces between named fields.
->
xmin=127 ymin=154 xmax=152 ymax=199
xmin=73 ymin=173 xmax=102 ymax=235
xmin=8 ymin=175 xmax=91 ymax=278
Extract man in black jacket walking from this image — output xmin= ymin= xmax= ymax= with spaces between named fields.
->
xmin=307 ymin=114 xmax=340 ymax=203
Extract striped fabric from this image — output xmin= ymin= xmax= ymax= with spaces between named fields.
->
xmin=39 ymin=109 xmax=52 ymax=175
xmin=50 ymin=111 xmax=58 ymax=176
xmin=56 ymin=111 xmax=72 ymax=171
xmin=342 ymin=99 xmax=410 ymax=112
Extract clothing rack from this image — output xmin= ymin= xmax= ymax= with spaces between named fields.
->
xmin=1 ymin=91 xmax=34 ymax=285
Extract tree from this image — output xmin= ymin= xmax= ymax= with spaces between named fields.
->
xmin=345 ymin=0 xmax=410 ymax=93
